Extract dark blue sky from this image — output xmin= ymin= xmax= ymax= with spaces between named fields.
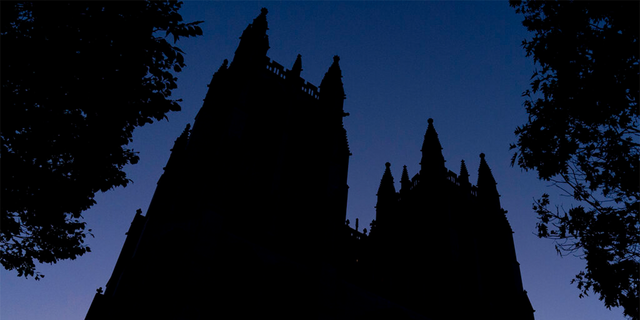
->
xmin=0 ymin=2 xmax=626 ymax=319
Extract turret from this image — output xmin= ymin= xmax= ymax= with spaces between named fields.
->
xmin=375 ymin=162 xmax=397 ymax=229
xmin=477 ymin=153 xmax=501 ymax=211
xmin=231 ymin=8 xmax=270 ymax=70
xmin=419 ymin=118 xmax=446 ymax=181
xmin=458 ymin=160 xmax=471 ymax=189
xmin=377 ymin=162 xmax=396 ymax=197
xmin=285 ymin=54 xmax=305 ymax=89
xmin=400 ymin=165 xmax=412 ymax=195
xmin=320 ymin=56 xmax=347 ymax=119
xmin=289 ymin=54 xmax=302 ymax=78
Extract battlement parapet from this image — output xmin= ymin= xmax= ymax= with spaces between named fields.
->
xmin=267 ymin=59 xmax=286 ymax=79
xmin=266 ymin=58 xmax=320 ymax=100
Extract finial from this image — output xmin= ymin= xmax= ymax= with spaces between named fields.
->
xmin=378 ymin=162 xmax=396 ymax=196
xmin=460 ymin=159 xmax=468 ymax=172
xmin=477 ymin=152 xmax=500 ymax=209
xmin=459 ymin=160 xmax=470 ymax=185
xmin=320 ymin=54 xmax=345 ymax=100
xmin=400 ymin=165 xmax=411 ymax=193
xmin=260 ymin=7 xmax=268 ymax=15
xmin=419 ymin=115 xmax=447 ymax=179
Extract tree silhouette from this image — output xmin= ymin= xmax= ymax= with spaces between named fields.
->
xmin=509 ymin=1 xmax=638 ymax=318
xmin=1 ymin=1 xmax=202 ymax=279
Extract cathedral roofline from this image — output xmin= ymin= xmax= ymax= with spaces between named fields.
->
xmin=229 ymin=9 xmax=346 ymax=104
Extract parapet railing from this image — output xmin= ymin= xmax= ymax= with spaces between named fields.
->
xmin=302 ymin=82 xmax=320 ymax=99
xmin=446 ymin=170 xmax=459 ymax=186
xmin=266 ymin=60 xmax=286 ymax=79
xmin=470 ymin=185 xmax=478 ymax=197
xmin=266 ymin=59 xmax=320 ymax=100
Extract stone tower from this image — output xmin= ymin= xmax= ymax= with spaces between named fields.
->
xmin=86 ymin=9 xmax=534 ymax=320
xmin=366 ymin=118 xmax=535 ymax=320
xmin=86 ymin=9 xmax=353 ymax=319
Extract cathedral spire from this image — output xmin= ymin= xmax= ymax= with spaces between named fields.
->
xmin=376 ymin=162 xmax=397 ymax=230
xmin=419 ymin=118 xmax=446 ymax=180
xmin=320 ymin=56 xmax=346 ymax=113
xmin=477 ymin=153 xmax=501 ymax=210
xmin=290 ymin=54 xmax=302 ymax=78
xmin=459 ymin=160 xmax=470 ymax=188
xmin=400 ymin=165 xmax=412 ymax=194
xmin=321 ymin=56 xmax=343 ymax=87
xmin=377 ymin=162 xmax=396 ymax=196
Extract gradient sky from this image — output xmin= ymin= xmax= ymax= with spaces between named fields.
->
xmin=1 ymin=2 xmax=627 ymax=319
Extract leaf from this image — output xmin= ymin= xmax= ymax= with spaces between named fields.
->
xmin=1 ymin=0 xmax=202 ymax=280
xmin=510 ymin=1 xmax=639 ymax=317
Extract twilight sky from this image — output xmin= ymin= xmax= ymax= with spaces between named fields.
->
xmin=1 ymin=2 xmax=627 ymax=319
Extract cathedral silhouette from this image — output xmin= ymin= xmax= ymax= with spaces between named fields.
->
xmin=86 ymin=9 xmax=534 ymax=320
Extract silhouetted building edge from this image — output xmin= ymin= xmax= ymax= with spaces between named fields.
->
xmin=86 ymin=9 xmax=534 ymax=320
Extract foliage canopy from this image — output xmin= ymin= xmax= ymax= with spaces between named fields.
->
xmin=509 ymin=1 xmax=639 ymax=318
xmin=1 ymin=1 xmax=202 ymax=279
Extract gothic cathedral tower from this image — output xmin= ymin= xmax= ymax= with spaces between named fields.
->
xmin=86 ymin=9 xmax=352 ymax=319
xmin=369 ymin=118 xmax=535 ymax=320
xmin=86 ymin=9 xmax=534 ymax=320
